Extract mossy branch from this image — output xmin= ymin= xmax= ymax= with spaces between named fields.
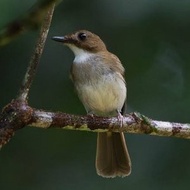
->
xmin=1 ymin=100 xmax=190 ymax=148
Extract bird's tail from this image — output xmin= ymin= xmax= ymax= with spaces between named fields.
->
xmin=96 ymin=132 xmax=131 ymax=178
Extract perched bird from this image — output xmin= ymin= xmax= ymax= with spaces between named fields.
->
xmin=52 ymin=30 xmax=131 ymax=178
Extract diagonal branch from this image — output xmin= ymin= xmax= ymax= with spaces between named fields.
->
xmin=0 ymin=3 xmax=55 ymax=148
xmin=17 ymin=3 xmax=55 ymax=101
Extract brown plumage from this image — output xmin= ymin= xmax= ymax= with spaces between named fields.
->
xmin=96 ymin=132 xmax=131 ymax=177
xmin=52 ymin=30 xmax=131 ymax=177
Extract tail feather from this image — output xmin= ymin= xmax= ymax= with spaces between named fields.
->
xmin=96 ymin=132 xmax=131 ymax=178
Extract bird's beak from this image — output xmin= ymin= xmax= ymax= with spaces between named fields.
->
xmin=52 ymin=35 xmax=76 ymax=45
xmin=52 ymin=36 xmax=72 ymax=44
xmin=52 ymin=36 xmax=66 ymax=43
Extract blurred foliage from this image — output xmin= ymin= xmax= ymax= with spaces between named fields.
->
xmin=0 ymin=0 xmax=190 ymax=189
xmin=0 ymin=0 xmax=60 ymax=46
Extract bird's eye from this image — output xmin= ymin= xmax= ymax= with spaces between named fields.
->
xmin=78 ymin=33 xmax=87 ymax=41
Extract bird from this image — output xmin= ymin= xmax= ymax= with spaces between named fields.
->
xmin=52 ymin=30 xmax=131 ymax=178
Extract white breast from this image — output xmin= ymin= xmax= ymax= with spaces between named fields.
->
xmin=67 ymin=44 xmax=94 ymax=63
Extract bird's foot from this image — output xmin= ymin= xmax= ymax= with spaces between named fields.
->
xmin=87 ymin=111 xmax=94 ymax=118
xmin=117 ymin=111 xmax=124 ymax=128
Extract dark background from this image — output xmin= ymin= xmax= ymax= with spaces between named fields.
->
xmin=0 ymin=0 xmax=190 ymax=189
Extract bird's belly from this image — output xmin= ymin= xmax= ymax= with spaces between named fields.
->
xmin=75 ymin=75 xmax=126 ymax=116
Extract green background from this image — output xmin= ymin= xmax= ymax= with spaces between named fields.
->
xmin=1 ymin=0 xmax=190 ymax=189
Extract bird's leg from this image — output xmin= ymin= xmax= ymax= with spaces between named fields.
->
xmin=117 ymin=110 xmax=124 ymax=128
xmin=87 ymin=110 xmax=94 ymax=118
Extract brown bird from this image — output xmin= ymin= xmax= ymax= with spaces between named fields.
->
xmin=52 ymin=30 xmax=131 ymax=178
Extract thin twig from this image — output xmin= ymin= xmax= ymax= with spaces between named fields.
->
xmin=17 ymin=4 xmax=55 ymax=101
xmin=0 ymin=3 xmax=55 ymax=147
